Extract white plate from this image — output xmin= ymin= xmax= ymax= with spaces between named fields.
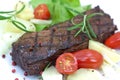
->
xmin=0 ymin=0 xmax=120 ymax=80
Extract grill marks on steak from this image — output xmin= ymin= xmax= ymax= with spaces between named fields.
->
xmin=11 ymin=6 xmax=117 ymax=75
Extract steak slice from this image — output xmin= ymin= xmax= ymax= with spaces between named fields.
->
xmin=11 ymin=6 xmax=117 ymax=75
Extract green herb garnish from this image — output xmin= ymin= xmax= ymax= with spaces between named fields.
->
xmin=0 ymin=15 xmax=11 ymax=20
xmin=11 ymin=20 xmax=32 ymax=32
xmin=15 ymin=3 xmax=25 ymax=14
xmin=68 ymin=13 xmax=103 ymax=39
xmin=30 ymin=0 xmax=91 ymax=25
xmin=0 ymin=2 xmax=32 ymax=32
xmin=0 ymin=10 xmax=15 ymax=14
xmin=44 ymin=62 xmax=52 ymax=71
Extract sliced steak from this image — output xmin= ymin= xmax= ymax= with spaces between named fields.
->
xmin=11 ymin=6 xmax=117 ymax=75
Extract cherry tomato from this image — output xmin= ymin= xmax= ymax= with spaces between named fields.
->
xmin=73 ymin=49 xmax=103 ymax=69
xmin=105 ymin=32 xmax=120 ymax=49
xmin=55 ymin=53 xmax=78 ymax=74
xmin=34 ymin=4 xmax=50 ymax=20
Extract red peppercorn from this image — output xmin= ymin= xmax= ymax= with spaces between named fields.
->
xmin=24 ymin=72 xmax=28 ymax=76
xmin=39 ymin=71 xmax=43 ymax=75
xmin=15 ymin=78 xmax=19 ymax=80
xmin=12 ymin=61 xmax=17 ymax=66
xmin=2 ymin=54 xmax=5 ymax=58
xmin=10 ymin=52 xmax=12 ymax=56
xmin=12 ymin=69 xmax=16 ymax=73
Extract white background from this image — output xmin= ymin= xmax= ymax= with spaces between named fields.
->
xmin=0 ymin=0 xmax=120 ymax=80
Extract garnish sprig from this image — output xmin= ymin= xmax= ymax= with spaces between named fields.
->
xmin=0 ymin=2 xmax=32 ymax=32
xmin=0 ymin=10 xmax=15 ymax=14
xmin=68 ymin=13 xmax=103 ymax=39
xmin=15 ymin=2 xmax=25 ymax=14
xmin=11 ymin=20 xmax=32 ymax=32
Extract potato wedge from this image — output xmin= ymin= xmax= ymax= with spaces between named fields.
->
xmin=89 ymin=40 xmax=120 ymax=63
xmin=4 ymin=18 xmax=36 ymax=33
xmin=15 ymin=1 xmax=34 ymax=20
xmin=67 ymin=68 xmax=104 ymax=80
xmin=42 ymin=66 xmax=63 ymax=80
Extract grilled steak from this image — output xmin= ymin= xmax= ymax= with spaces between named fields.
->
xmin=11 ymin=6 xmax=117 ymax=75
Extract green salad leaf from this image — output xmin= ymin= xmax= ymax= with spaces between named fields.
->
xmin=35 ymin=24 xmax=48 ymax=32
xmin=30 ymin=0 xmax=91 ymax=26
xmin=51 ymin=1 xmax=73 ymax=24
xmin=66 ymin=5 xmax=91 ymax=16
xmin=60 ymin=0 xmax=80 ymax=7
xmin=30 ymin=0 xmax=53 ymax=8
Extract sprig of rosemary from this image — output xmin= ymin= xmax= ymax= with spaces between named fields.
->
xmin=44 ymin=62 xmax=52 ymax=71
xmin=0 ymin=15 xmax=11 ymax=20
xmin=0 ymin=10 xmax=15 ymax=14
xmin=15 ymin=3 xmax=25 ymax=14
xmin=11 ymin=20 xmax=32 ymax=32
xmin=0 ymin=2 xmax=32 ymax=32
xmin=68 ymin=13 xmax=103 ymax=39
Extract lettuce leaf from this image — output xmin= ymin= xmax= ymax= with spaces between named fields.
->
xmin=30 ymin=0 xmax=53 ymax=8
xmin=54 ymin=0 xmax=80 ymax=7
xmin=51 ymin=2 xmax=73 ymax=24
xmin=66 ymin=5 xmax=91 ymax=16
xmin=30 ymin=0 xmax=91 ymax=31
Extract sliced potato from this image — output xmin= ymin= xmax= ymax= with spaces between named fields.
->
xmin=89 ymin=40 xmax=120 ymax=63
xmin=67 ymin=68 xmax=104 ymax=80
xmin=15 ymin=1 xmax=34 ymax=20
xmin=101 ymin=62 xmax=120 ymax=79
xmin=0 ymin=32 xmax=23 ymax=54
xmin=4 ymin=18 xmax=36 ymax=33
xmin=30 ymin=19 xmax=52 ymax=25
xmin=0 ymin=20 xmax=24 ymax=54
xmin=42 ymin=66 xmax=63 ymax=80
xmin=0 ymin=20 xmax=8 ymax=33
xmin=0 ymin=32 xmax=22 ymax=54
xmin=0 ymin=39 xmax=10 ymax=54
xmin=2 ymin=32 xmax=24 ymax=44
xmin=4 ymin=21 xmax=23 ymax=33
